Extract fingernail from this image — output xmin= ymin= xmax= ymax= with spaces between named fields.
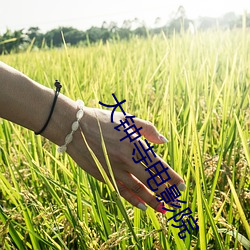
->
xmin=158 ymin=134 xmax=168 ymax=143
xmin=137 ymin=203 xmax=147 ymax=211
xmin=156 ymin=203 xmax=167 ymax=214
xmin=178 ymin=182 xmax=186 ymax=191
xmin=170 ymin=201 xmax=180 ymax=206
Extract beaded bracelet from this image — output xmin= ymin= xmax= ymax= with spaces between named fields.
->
xmin=57 ymin=100 xmax=85 ymax=153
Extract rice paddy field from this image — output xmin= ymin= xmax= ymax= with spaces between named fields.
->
xmin=0 ymin=29 xmax=250 ymax=249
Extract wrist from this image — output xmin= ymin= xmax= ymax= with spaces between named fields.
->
xmin=42 ymin=93 xmax=79 ymax=146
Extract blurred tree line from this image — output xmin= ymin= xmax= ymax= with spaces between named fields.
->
xmin=0 ymin=10 xmax=249 ymax=54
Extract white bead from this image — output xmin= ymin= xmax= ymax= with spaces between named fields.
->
xmin=57 ymin=145 xmax=67 ymax=153
xmin=57 ymin=99 xmax=85 ymax=154
xmin=76 ymin=100 xmax=84 ymax=108
xmin=76 ymin=109 xmax=84 ymax=120
xmin=65 ymin=133 xmax=73 ymax=144
xmin=72 ymin=121 xmax=79 ymax=131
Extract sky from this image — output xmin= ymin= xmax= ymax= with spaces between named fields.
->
xmin=0 ymin=0 xmax=249 ymax=34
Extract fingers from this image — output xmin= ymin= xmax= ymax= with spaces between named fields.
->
xmin=123 ymin=147 xmax=186 ymax=213
xmin=128 ymin=137 xmax=185 ymax=190
xmin=131 ymin=159 xmax=185 ymax=194
xmin=116 ymin=170 xmax=184 ymax=214
xmin=133 ymin=118 xmax=168 ymax=144
xmin=116 ymin=173 xmax=162 ymax=212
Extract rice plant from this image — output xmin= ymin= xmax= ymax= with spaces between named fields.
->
xmin=0 ymin=29 xmax=249 ymax=249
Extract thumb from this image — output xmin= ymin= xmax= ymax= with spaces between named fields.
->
xmin=133 ymin=118 xmax=168 ymax=144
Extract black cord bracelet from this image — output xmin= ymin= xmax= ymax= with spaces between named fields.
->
xmin=35 ymin=80 xmax=62 ymax=135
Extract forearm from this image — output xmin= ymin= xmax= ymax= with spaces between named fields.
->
xmin=0 ymin=61 xmax=77 ymax=146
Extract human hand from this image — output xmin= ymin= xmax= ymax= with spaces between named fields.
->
xmin=66 ymin=107 xmax=186 ymax=213
xmin=0 ymin=62 xmax=185 ymax=213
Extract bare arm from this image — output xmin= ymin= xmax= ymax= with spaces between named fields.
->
xmin=0 ymin=61 xmax=77 ymax=145
xmin=0 ymin=61 xmax=185 ymax=213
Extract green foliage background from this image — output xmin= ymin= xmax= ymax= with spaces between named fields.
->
xmin=0 ymin=30 xmax=249 ymax=249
